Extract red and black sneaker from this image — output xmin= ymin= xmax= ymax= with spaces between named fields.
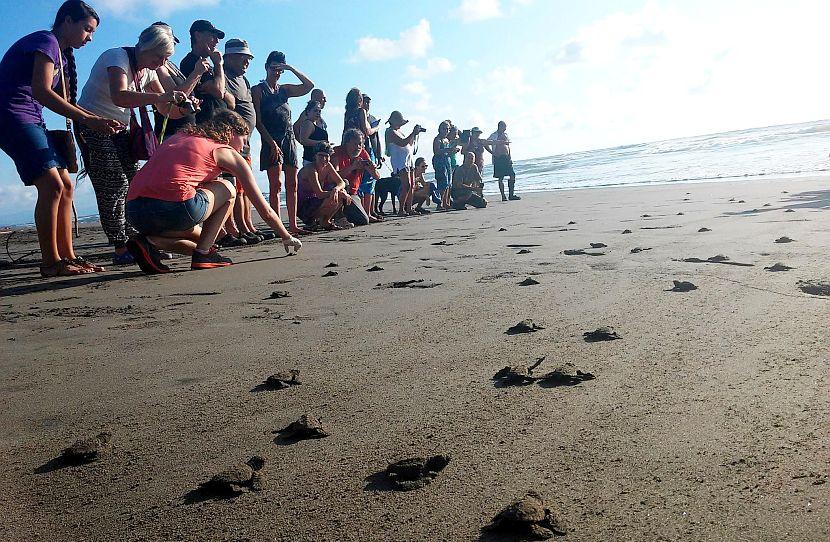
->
xmin=191 ymin=248 xmax=233 ymax=270
xmin=126 ymin=236 xmax=171 ymax=274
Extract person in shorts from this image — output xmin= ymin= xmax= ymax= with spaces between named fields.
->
xmin=488 ymin=120 xmax=520 ymax=201
xmin=296 ymin=141 xmax=352 ymax=230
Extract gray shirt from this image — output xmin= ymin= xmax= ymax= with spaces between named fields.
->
xmin=225 ymin=72 xmax=255 ymax=156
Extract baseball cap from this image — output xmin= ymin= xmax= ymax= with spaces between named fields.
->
xmin=225 ymin=38 xmax=253 ymax=58
xmin=152 ymin=21 xmax=179 ymax=44
xmin=189 ymin=20 xmax=225 ymax=39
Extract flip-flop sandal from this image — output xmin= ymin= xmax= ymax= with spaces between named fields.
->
xmin=69 ymin=256 xmax=106 ymax=272
xmin=40 ymin=260 xmax=89 ymax=278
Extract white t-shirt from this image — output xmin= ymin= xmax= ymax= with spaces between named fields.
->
xmin=78 ymin=47 xmax=158 ymax=125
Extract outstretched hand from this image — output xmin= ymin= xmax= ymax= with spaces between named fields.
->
xmin=283 ymin=236 xmax=302 ymax=254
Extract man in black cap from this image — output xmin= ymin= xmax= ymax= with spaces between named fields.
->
xmin=180 ymin=20 xmax=231 ymax=123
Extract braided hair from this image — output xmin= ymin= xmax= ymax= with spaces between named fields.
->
xmin=52 ymin=1 xmax=99 ymax=104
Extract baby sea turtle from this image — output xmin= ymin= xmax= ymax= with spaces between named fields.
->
xmin=325 ymin=262 xmax=339 ymax=268
xmin=518 ymin=277 xmax=540 ymax=286
xmin=203 ymin=456 xmax=266 ymax=496
xmin=485 ymin=491 xmax=567 ymax=539
xmin=385 ymin=454 xmax=450 ymax=491
xmin=567 ymin=221 xmax=576 ymax=225
xmin=738 ymin=200 xmax=746 ymax=203
xmin=589 ymin=242 xmax=607 ymax=248
xmin=763 ymin=203 xmax=771 ymax=207
xmin=518 ymin=249 xmax=532 ymax=254
xmin=322 ymin=270 xmax=339 ymax=277
xmin=264 ymin=369 xmax=301 ymax=390
xmin=583 ymin=326 xmax=621 ymax=342
xmin=707 ymin=255 xmax=729 ymax=262
xmin=62 ymin=431 xmax=113 ymax=464
xmin=537 ymin=363 xmax=596 ymax=387
xmin=641 ymin=214 xmax=651 ymax=218
xmin=499 ymin=227 xmax=508 ymax=232
xmin=269 ymin=290 xmax=290 ymax=299
xmin=775 ymin=236 xmax=794 ymax=243
xmin=563 ymin=249 xmax=586 ymax=256
xmin=278 ymin=414 xmax=330 ymax=440
xmin=669 ymin=280 xmax=698 ymax=292
xmin=784 ymin=209 xmax=795 ymax=213
xmin=764 ymin=263 xmax=794 ymax=272
xmin=493 ymin=357 xmax=546 ymax=386
xmin=622 ymin=229 xmax=633 ymax=234
xmin=506 ymin=319 xmax=545 ymax=335
xmin=677 ymin=212 xmax=684 ymax=215
xmin=630 ymin=247 xmax=652 ymax=254
xmin=698 ymin=227 xmax=711 ymax=233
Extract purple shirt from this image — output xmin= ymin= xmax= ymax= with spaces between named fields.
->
xmin=0 ymin=30 xmax=65 ymax=124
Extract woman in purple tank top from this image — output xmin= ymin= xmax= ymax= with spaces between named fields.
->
xmin=0 ymin=1 xmax=121 ymax=277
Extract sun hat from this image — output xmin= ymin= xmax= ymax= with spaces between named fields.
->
xmin=386 ymin=110 xmax=408 ymax=125
xmin=225 ymin=38 xmax=253 ymax=58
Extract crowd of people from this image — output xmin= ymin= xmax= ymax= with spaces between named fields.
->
xmin=0 ymin=1 xmax=520 ymax=277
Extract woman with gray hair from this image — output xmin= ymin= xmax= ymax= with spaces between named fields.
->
xmin=78 ymin=23 xmax=187 ymax=264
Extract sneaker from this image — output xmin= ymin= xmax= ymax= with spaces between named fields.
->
xmin=126 ymin=237 xmax=170 ymax=274
xmin=217 ymin=233 xmax=246 ymax=247
xmin=256 ymin=231 xmax=276 ymax=241
xmin=112 ymin=250 xmax=135 ymax=266
xmin=242 ymin=231 xmax=262 ymax=244
xmin=191 ymin=248 xmax=233 ymax=270
xmin=334 ymin=217 xmax=354 ymax=229
xmin=509 ymin=194 xmax=522 ymax=201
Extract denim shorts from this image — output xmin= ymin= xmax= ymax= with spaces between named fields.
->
xmin=357 ymin=172 xmax=376 ymax=196
xmin=126 ymin=191 xmax=209 ymax=235
xmin=0 ymin=120 xmax=67 ymax=185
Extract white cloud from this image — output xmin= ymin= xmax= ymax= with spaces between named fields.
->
xmin=402 ymin=81 xmax=432 ymax=112
xmin=456 ymin=0 xmax=502 ymax=22
xmin=95 ymin=0 xmax=219 ymax=17
xmin=406 ymin=57 xmax=454 ymax=79
xmin=351 ymin=19 xmax=433 ymax=62
xmin=474 ymin=66 xmax=534 ymax=106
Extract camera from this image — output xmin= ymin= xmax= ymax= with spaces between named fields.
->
xmin=415 ymin=125 xmax=427 ymax=134
xmin=176 ymin=98 xmax=197 ymax=115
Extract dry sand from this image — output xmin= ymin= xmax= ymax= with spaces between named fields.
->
xmin=0 ymin=176 xmax=828 ymax=541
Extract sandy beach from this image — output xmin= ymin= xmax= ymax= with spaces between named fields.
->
xmin=1 ymin=176 xmax=828 ymax=541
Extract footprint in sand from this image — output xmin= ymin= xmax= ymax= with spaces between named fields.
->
xmin=590 ymin=242 xmax=607 ymax=248
xmin=797 ymin=281 xmax=830 ymax=296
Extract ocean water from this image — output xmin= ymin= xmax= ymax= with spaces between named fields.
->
xmin=469 ymin=119 xmax=830 ymax=196
xmin=52 ymin=119 xmax=830 ymax=226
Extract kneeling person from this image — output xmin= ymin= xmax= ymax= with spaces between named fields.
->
xmin=125 ymin=110 xmax=301 ymax=273
xmin=297 ymin=142 xmax=353 ymax=230
xmin=451 ymin=152 xmax=487 ymax=210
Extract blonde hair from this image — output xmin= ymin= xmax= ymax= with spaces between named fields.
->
xmin=136 ymin=24 xmax=175 ymax=56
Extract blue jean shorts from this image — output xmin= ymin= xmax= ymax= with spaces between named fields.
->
xmin=0 ymin=120 xmax=67 ymax=185
xmin=357 ymin=173 xmax=376 ymax=196
xmin=126 ymin=191 xmax=209 ymax=235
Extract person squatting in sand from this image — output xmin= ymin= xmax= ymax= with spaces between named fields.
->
xmin=331 ymin=128 xmax=379 ymax=227
xmin=451 ymin=152 xmax=488 ymax=210
xmin=411 ymin=157 xmax=435 ymax=214
xmin=0 ymin=0 xmax=122 ymax=277
xmin=296 ymin=141 xmax=354 ymax=230
xmin=489 ymin=120 xmax=520 ymax=201
xmin=124 ymin=110 xmax=301 ymax=274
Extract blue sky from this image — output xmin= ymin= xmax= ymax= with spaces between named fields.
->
xmin=1 ymin=0 xmax=829 ymax=225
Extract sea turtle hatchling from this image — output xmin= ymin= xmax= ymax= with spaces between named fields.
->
xmin=203 ymin=456 xmax=266 ymax=495
xmin=385 ymin=454 xmax=451 ymax=491
xmin=669 ymin=280 xmax=698 ymax=292
xmin=493 ymin=357 xmax=546 ymax=386
xmin=506 ymin=319 xmax=545 ymax=335
xmin=278 ymin=414 xmax=330 ymax=440
xmin=485 ymin=491 xmax=567 ymax=539
xmin=583 ymin=326 xmax=621 ymax=342
xmin=62 ymin=431 xmax=113 ymax=464
xmin=264 ymin=369 xmax=301 ymax=390
xmin=537 ymin=363 xmax=596 ymax=386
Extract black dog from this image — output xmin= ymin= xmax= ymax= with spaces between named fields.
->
xmin=374 ymin=176 xmax=401 ymax=215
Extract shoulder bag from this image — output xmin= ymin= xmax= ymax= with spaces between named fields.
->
xmin=123 ymin=47 xmax=157 ymax=161
xmin=46 ymin=47 xmax=79 ymax=173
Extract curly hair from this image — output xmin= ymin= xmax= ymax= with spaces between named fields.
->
xmin=181 ymin=110 xmax=250 ymax=144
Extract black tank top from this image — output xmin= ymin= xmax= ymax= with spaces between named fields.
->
xmin=302 ymin=122 xmax=329 ymax=162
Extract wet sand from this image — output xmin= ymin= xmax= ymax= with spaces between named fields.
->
xmin=1 ymin=176 xmax=828 ymax=541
